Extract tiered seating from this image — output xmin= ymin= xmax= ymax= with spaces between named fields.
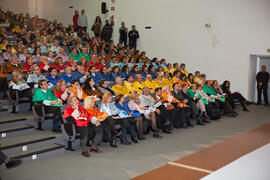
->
xmin=0 ymin=9 xmax=250 ymax=159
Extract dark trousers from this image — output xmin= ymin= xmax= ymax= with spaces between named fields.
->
xmin=80 ymin=27 xmax=87 ymax=33
xmin=228 ymin=92 xmax=247 ymax=109
xmin=216 ymin=99 xmax=233 ymax=114
xmin=119 ymin=39 xmax=127 ymax=47
xmin=129 ymin=40 xmax=137 ymax=50
xmin=44 ymin=106 xmax=61 ymax=130
xmin=170 ymin=107 xmax=189 ymax=128
xmin=93 ymin=117 xmax=117 ymax=143
xmin=257 ymin=85 xmax=268 ymax=105
xmin=94 ymin=33 xmax=100 ymax=38
xmin=187 ymin=101 xmax=198 ymax=119
xmin=156 ymin=105 xmax=170 ymax=130
xmin=76 ymin=124 xmax=91 ymax=147
xmin=34 ymin=104 xmax=61 ymax=130
xmin=88 ymin=123 xmax=104 ymax=145
xmin=0 ymin=150 xmax=7 ymax=165
xmin=114 ymin=117 xmax=137 ymax=140
xmin=0 ymin=77 xmax=8 ymax=99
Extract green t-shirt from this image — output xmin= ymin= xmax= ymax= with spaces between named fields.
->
xmin=79 ymin=53 xmax=90 ymax=62
xmin=68 ymin=53 xmax=80 ymax=62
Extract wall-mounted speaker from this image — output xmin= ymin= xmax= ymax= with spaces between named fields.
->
xmin=101 ymin=2 xmax=108 ymax=14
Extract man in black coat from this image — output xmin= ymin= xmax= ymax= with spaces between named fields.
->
xmin=128 ymin=25 xmax=139 ymax=50
xmin=101 ymin=20 xmax=113 ymax=42
xmin=256 ymin=65 xmax=269 ymax=105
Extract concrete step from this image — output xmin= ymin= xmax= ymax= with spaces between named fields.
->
xmin=0 ymin=118 xmax=29 ymax=129
xmin=0 ymin=135 xmax=57 ymax=156
xmin=9 ymin=143 xmax=65 ymax=164
xmin=0 ymin=125 xmax=35 ymax=138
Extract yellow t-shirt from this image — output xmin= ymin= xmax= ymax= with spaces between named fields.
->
xmin=162 ymin=77 xmax=173 ymax=87
xmin=181 ymin=70 xmax=189 ymax=76
xmin=112 ymin=84 xmax=128 ymax=95
xmin=123 ymin=81 xmax=136 ymax=94
xmin=143 ymin=79 xmax=156 ymax=91
xmin=154 ymin=79 xmax=166 ymax=88
xmin=132 ymin=81 xmax=144 ymax=94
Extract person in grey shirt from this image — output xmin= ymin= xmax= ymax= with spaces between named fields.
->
xmin=78 ymin=9 xmax=88 ymax=32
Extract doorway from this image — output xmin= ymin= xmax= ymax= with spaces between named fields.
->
xmin=249 ymin=55 xmax=270 ymax=103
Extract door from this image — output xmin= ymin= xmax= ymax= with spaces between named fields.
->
xmin=259 ymin=57 xmax=270 ymax=102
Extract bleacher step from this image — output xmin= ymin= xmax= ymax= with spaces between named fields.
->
xmin=0 ymin=125 xmax=35 ymax=138
xmin=9 ymin=143 xmax=65 ymax=164
xmin=0 ymin=136 xmax=57 ymax=156
xmin=0 ymin=118 xmax=28 ymax=129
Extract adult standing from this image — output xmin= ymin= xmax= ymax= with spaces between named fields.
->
xmin=119 ymin=22 xmax=128 ymax=47
xmin=128 ymin=25 xmax=139 ymax=50
xmin=78 ymin=9 xmax=88 ymax=33
xmin=73 ymin=10 xmax=79 ymax=31
xmin=91 ymin=16 xmax=102 ymax=38
xmin=101 ymin=20 xmax=113 ymax=42
xmin=256 ymin=65 xmax=269 ymax=105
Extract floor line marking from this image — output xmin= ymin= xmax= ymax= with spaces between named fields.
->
xmin=168 ymin=162 xmax=213 ymax=174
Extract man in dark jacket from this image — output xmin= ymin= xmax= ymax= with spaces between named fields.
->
xmin=172 ymin=83 xmax=205 ymax=125
xmin=128 ymin=25 xmax=139 ymax=50
xmin=101 ymin=20 xmax=113 ymax=42
xmin=256 ymin=65 xmax=269 ymax=105
xmin=119 ymin=22 xmax=128 ymax=47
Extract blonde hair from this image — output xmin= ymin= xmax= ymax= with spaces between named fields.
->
xmin=84 ymin=96 xmax=96 ymax=109
xmin=12 ymin=70 xmax=23 ymax=84
xmin=129 ymin=91 xmax=140 ymax=105
xmin=102 ymin=92 xmax=113 ymax=103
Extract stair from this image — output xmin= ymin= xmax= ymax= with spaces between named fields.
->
xmin=0 ymin=135 xmax=57 ymax=156
xmin=0 ymin=113 xmax=66 ymax=166
xmin=0 ymin=125 xmax=35 ymax=138
xmin=9 ymin=143 xmax=65 ymax=164
xmin=0 ymin=118 xmax=28 ymax=129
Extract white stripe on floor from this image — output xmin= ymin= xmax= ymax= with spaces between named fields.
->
xmin=168 ymin=162 xmax=213 ymax=174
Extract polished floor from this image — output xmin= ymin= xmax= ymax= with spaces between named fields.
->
xmin=201 ymin=143 xmax=270 ymax=180
xmin=1 ymin=104 xmax=270 ymax=180
xmin=133 ymin=118 xmax=270 ymax=179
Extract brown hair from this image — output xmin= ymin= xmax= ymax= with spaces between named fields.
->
xmin=54 ymin=80 xmax=65 ymax=92
xmin=115 ymin=94 xmax=124 ymax=104
xmin=53 ymin=56 xmax=63 ymax=65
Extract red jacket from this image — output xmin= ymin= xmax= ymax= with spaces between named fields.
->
xmin=63 ymin=105 xmax=92 ymax=127
xmin=96 ymin=63 xmax=109 ymax=70
xmin=86 ymin=61 xmax=101 ymax=71
xmin=24 ymin=62 xmax=33 ymax=72
xmin=51 ymin=63 xmax=65 ymax=72
xmin=73 ymin=14 xmax=79 ymax=28
xmin=39 ymin=62 xmax=51 ymax=72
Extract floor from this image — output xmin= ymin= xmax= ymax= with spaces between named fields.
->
xmin=201 ymin=143 xmax=270 ymax=180
xmin=1 ymin=104 xmax=270 ymax=180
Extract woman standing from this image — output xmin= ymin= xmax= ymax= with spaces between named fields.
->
xmin=91 ymin=16 xmax=102 ymax=38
